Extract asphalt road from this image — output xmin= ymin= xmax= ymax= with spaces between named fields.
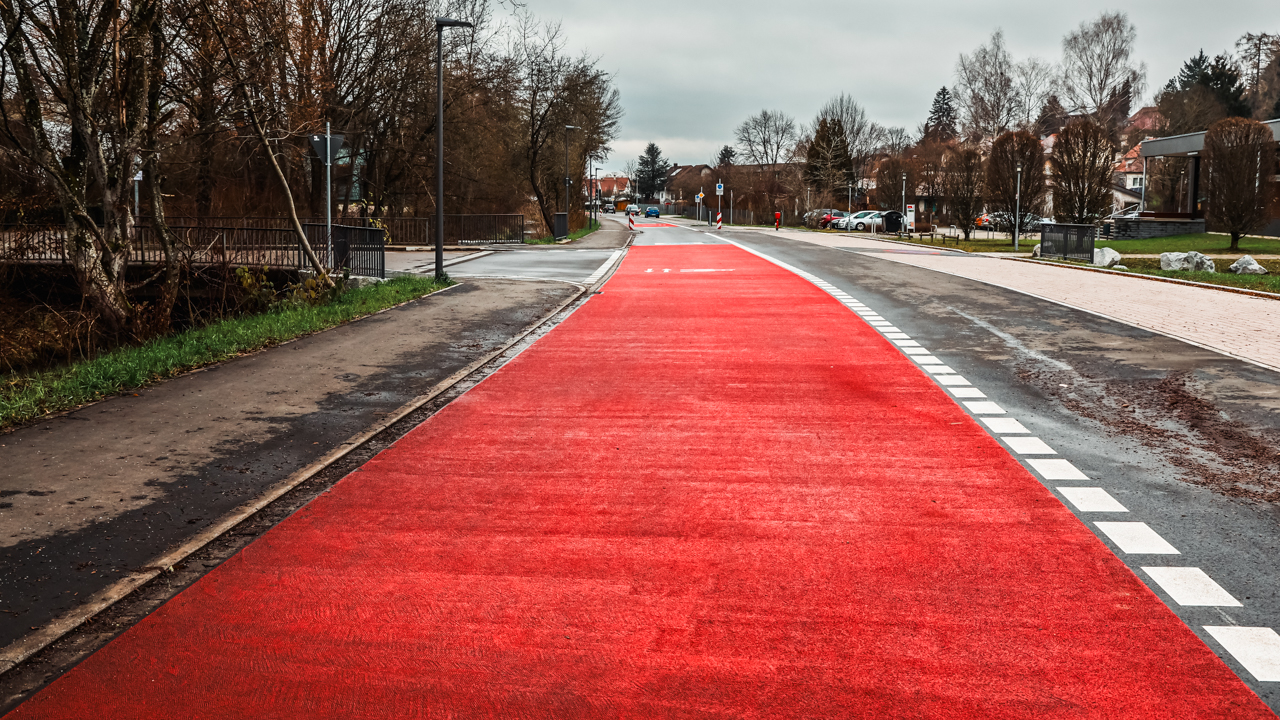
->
xmin=642 ymin=218 xmax=1280 ymax=709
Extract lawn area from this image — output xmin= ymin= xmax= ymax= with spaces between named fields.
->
xmin=526 ymin=219 xmax=600 ymax=244
xmin=1035 ymin=256 xmax=1280 ymax=294
xmin=1096 ymin=233 xmax=1280 ymax=256
xmin=0 ymin=275 xmax=453 ymax=430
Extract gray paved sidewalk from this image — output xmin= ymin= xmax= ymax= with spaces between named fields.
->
xmin=0 ymin=278 xmax=578 ymax=648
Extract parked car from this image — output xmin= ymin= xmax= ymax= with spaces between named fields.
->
xmin=844 ymin=210 xmax=883 ymax=231
xmin=819 ymin=210 xmax=848 ymax=228
xmin=644 ymin=206 xmax=660 ymax=218
xmin=626 ymin=205 xmax=642 ymax=216
xmin=805 ymin=209 xmax=838 ymax=229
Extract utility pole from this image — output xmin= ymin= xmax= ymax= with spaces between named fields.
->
xmin=326 ymin=120 xmax=333 ymax=269
xmin=564 ymin=125 xmax=579 ymax=216
xmin=435 ymin=17 xmax=474 ymax=281
xmin=1014 ymin=161 xmax=1022 ymax=251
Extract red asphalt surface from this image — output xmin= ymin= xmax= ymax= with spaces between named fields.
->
xmin=8 ymin=244 xmax=1275 ymax=718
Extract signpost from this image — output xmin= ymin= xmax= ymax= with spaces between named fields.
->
xmin=906 ymin=204 xmax=916 ymax=233
xmin=716 ymin=182 xmax=723 ymax=230
xmin=310 ymin=128 xmax=345 ymax=270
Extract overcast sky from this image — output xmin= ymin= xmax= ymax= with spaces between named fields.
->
xmin=530 ymin=0 xmax=1273 ymax=174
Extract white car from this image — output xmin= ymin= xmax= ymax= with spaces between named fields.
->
xmin=843 ymin=211 xmax=883 ymax=231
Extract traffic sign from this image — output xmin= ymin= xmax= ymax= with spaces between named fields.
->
xmin=716 ymin=183 xmax=724 ymax=196
xmin=696 ymin=192 xmax=705 ymax=202
xmin=310 ymin=134 xmax=346 ymax=163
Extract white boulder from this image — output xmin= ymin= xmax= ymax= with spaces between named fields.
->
xmin=1093 ymin=247 xmax=1122 ymax=268
xmin=1031 ymin=243 xmax=1041 ymax=258
xmin=1160 ymin=251 xmax=1215 ymax=272
xmin=1228 ymin=255 xmax=1268 ymax=275
xmin=1112 ymin=265 xmax=1128 ymax=271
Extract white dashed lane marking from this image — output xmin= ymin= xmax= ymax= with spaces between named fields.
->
xmin=1204 ymin=627 xmax=1280 ymax=682
xmin=935 ymin=375 xmax=970 ymax=386
xmin=961 ymin=401 xmax=1005 ymax=414
xmin=1142 ymin=567 xmax=1242 ymax=607
xmin=949 ymin=387 xmax=987 ymax=398
xmin=1057 ymin=487 xmax=1129 ymax=512
xmin=924 ymin=365 xmax=956 ymax=375
xmin=1002 ymin=436 xmax=1057 ymax=455
xmin=1026 ymin=458 xmax=1089 ymax=480
xmin=980 ymin=417 xmax=1027 ymax=433
xmin=1094 ymin=522 xmax=1181 ymax=554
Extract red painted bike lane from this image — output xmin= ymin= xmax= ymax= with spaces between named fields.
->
xmin=8 ymin=244 xmax=1274 ymax=718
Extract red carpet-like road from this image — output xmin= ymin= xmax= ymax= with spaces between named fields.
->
xmin=9 ymin=245 xmax=1274 ymax=718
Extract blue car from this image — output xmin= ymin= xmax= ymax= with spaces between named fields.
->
xmin=644 ymin=207 xmax=660 ymax=218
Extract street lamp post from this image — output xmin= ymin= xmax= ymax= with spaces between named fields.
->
xmin=435 ymin=17 xmax=473 ymax=281
xmin=564 ymin=125 xmax=579 ymax=217
xmin=847 ymin=181 xmax=852 ymax=213
xmin=1014 ymin=161 xmax=1023 ymax=251
xmin=901 ymin=172 xmax=907 ymax=231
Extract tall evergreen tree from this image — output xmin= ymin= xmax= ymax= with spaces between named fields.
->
xmin=716 ymin=145 xmax=737 ymax=167
xmin=923 ymin=87 xmax=958 ymax=142
xmin=1035 ymin=96 xmax=1068 ymax=136
xmin=635 ymin=143 xmax=670 ymax=202
xmin=1176 ymin=51 xmax=1212 ymax=90
xmin=804 ymin=118 xmax=853 ymax=190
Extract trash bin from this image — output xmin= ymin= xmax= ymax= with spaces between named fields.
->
xmin=882 ymin=211 xmax=905 ymax=233
xmin=553 ymin=212 xmax=568 ymax=239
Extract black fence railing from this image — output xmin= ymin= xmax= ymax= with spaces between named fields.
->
xmin=2 ymin=221 xmax=385 ymax=278
xmin=1039 ymin=223 xmax=1096 ymax=262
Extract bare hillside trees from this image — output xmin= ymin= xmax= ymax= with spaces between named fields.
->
xmin=954 ymin=30 xmax=1061 ymax=143
xmin=943 ymin=147 xmax=985 ymax=240
xmin=0 ymin=0 xmax=620 ymax=333
xmin=1060 ymin=12 xmax=1146 ymax=132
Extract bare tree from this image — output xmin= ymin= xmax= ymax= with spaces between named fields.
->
xmin=816 ymin=94 xmax=884 ymax=195
xmin=1014 ymin=58 xmax=1057 ymax=130
xmin=735 ymin=109 xmax=798 ymax=169
xmin=955 ymin=30 xmax=1017 ymax=142
xmin=986 ymin=130 xmax=1047 ymax=236
xmin=879 ymin=127 xmax=913 ymax=156
xmin=1049 ymin=118 xmax=1115 ymax=224
xmin=943 ymin=146 xmax=985 ymax=240
xmin=1235 ymin=32 xmax=1280 ymax=116
xmin=1204 ymin=117 xmax=1277 ymax=250
xmin=1060 ymin=12 xmax=1146 ymax=128
xmin=0 ymin=0 xmax=169 ymax=331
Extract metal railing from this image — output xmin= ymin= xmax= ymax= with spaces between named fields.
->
xmin=2 ymin=221 xmax=385 ymax=278
xmin=374 ymin=215 xmax=525 ymax=246
xmin=1039 ymin=223 xmax=1096 ymax=262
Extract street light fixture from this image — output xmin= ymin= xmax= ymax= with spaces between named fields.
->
xmin=901 ymin=172 xmax=907 ymax=230
xmin=434 ymin=16 xmax=474 ymax=281
xmin=1014 ymin=161 xmax=1023 ymax=251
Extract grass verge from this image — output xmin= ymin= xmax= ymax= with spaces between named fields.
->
xmin=0 ymin=275 xmax=453 ymax=430
xmin=1034 ymin=257 xmax=1280 ymax=294
xmin=526 ymin=220 xmax=601 ymax=244
xmin=1096 ymin=233 xmax=1280 ymax=256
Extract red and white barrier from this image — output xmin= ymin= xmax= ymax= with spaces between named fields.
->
xmin=717 ymin=212 xmax=722 ymax=230
xmin=628 ymin=214 xmax=635 ymax=231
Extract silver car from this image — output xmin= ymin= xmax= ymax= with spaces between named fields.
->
xmin=843 ymin=211 xmax=883 ymax=231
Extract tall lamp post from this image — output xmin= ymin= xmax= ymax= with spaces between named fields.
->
xmin=1014 ymin=161 xmax=1023 ymax=251
xmin=564 ymin=125 xmax=579 ymax=215
xmin=847 ymin=181 xmax=852 ymax=213
xmin=901 ymin=172 xmax=907 ymax=231
xmin=435 ymin=17 xmax=473 ymax=281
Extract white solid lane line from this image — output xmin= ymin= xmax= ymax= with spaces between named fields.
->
xmin=1057 ymin=487 xmax=1128 ymax=512
xmin=962 ymin=401 xmax=1005 ymax=414
xmin=950 ymin=387 xmax=987 ymax=398
xmin=1095 ymin=522 xmax=1181 ymax=554
xmin=1203 ymin=626 xmax=1280 ymax=682
xmin=1003 ymin=436 xmax=1057 ymax=455
xmin=1026 ymin=458 xmax=1089 ymax=480
xmin=981 ymin=417 xmax=1028 ymax=433
xmin=1142 ymin=567 xmax=1242 ymax=607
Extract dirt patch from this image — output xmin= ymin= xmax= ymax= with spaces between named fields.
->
xmin=1019 ymin=367 xmax=1280 ymax=502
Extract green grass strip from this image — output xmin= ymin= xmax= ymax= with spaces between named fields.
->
xmin=0 ymin=275 xmax=452 ymax=430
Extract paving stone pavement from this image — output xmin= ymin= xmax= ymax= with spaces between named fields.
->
xmin=769 ymin=230 xmax=1280 ymax=373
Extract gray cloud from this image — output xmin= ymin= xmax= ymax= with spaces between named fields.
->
xmin=539 ymin=0 xmax=1273 ymax=170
